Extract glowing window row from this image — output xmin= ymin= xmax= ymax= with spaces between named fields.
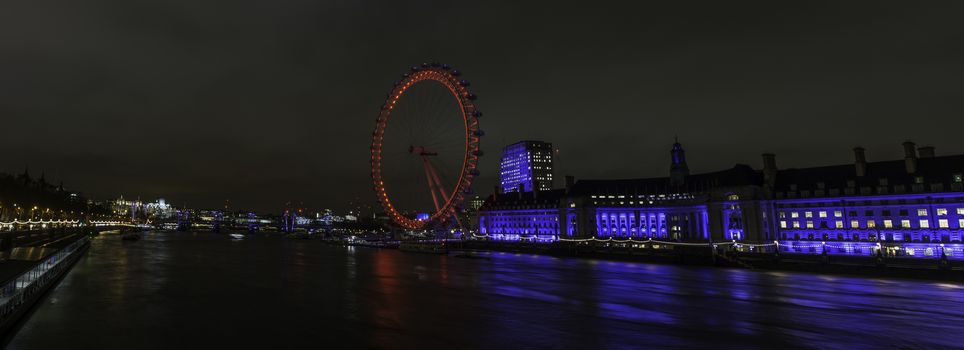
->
xmin=780 ymin=219 xmax=963 ymax=229
xmin=780 ymin=208 xmax=964 ymax=219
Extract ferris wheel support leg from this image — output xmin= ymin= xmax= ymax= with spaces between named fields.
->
xmin=427 ymin=164 xmax=450 ymax=203
xmin=425 ymin=160 xmax=464 ymax=233
xmin=422 ymin=157 xmax=442 ymax=212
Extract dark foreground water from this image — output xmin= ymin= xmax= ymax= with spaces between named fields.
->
xmin=7 ymin=231 xmax=964 ymax=349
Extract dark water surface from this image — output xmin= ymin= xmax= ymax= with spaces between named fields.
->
xmin=7 ymin=231 xmax=964 ymax=349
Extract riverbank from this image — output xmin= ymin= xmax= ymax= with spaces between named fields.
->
xmin=0 ymin=227 xmax=113 ymax=344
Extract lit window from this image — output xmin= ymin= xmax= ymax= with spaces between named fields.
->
xmin=867 ymin=220 xmax=876 ymax=228
xmin=901 ymin=220 xmax=911 ymax=228
xmin=919 ymin=220 xmax=930 ymax=229
xmin=780 ymin=221 xmax=787 ymax=228
xmin=918 ymin=209 xmax=927 ymax=216
xmin=851 ymin=220 xmax=859 ymax=228
xmin=792 ymin=221 xmax=800 ymax=228
xmin=779 ymin=212 xmax=786 ymax=219
xmin=883 ymin=220 xmax=893 ymax=228
xmin=818 ymin=211 xmax=827 ymax=218
xmin=954 ymin=174 xmax=962 ymax=183
xmin=959 ymin=219 xmax=964 ymax=228
xmin=791 ymin=212 xmax=799 ymax=218
xmin=835 ymin=221 xmax=843 ymax=229
xmin=834 ymin=211 xmax=842 ymax=218
xmin=936 ymin=208 xmax=947 ymax=216
xmin=806 ymin=221 xmax=814 ymax=229
xmin=959 ymin=208 xmax=964 ymax=215
xmin=805 ymin=211 xmax=813 ymax=218
xmin=939 ymin=219 xmax=949 ymax=228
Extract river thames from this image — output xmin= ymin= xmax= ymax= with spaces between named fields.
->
xmin=6 ymin=231 xmax=964 ymax=349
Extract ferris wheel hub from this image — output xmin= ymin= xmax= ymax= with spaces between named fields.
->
xmin=409 ymin=146 xmax=438 ymax=157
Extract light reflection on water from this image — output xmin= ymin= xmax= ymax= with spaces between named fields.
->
xmin=6 ymin=231 xmax=964 ymax=349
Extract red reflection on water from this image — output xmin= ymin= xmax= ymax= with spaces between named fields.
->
xmin=370 ymin=249 xmax=402 ymax=347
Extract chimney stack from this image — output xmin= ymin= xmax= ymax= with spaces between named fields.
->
xmin=762 ymin=153 xmax=777 ymax=188
xmin=565 ymin=175 xmax=575 ymax=192
xmin=903 ymin=141 xmax=917 ymax=174
xmin=853 ymin=147 xmax=867 ymax=177
xmin=918 ymin=146 xmax=936 ymax=158
xmin=762 ymin=153 xmax=777 ymax=170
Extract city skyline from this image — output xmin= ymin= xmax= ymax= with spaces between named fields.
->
xmin=2 ymin=2 xmax=964 ymax=348
xmin=2 ymin=1 xmax=963 ymax=213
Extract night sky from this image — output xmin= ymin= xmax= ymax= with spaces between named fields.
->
xmin=2 ymin=1 xmax=963 ymax=213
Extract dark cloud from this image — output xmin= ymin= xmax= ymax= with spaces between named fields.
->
xmin=1 ymin=0 xmax=963 ymax=212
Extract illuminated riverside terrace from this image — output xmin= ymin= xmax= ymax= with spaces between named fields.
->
xmin=5 ymin=231 xmax=964 ymax=349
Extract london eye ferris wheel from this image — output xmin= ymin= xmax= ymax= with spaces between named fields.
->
xmin=370 ymin=63 xmax=483 ymax=230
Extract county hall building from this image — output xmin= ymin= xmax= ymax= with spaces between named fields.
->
xmin=478 ymin=140 xmax=964 ymax=259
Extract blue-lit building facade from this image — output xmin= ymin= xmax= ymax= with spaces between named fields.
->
xmin=769 ymin=142 xmax=964 ymax=259
xmin=500 ymin=140 xmax=554 ymax=193
xmin=478 ymin=141 xmax=964 ymax=259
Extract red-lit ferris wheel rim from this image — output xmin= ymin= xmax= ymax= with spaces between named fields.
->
xmin=371 ymin=63 xmax=481 ymax=230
